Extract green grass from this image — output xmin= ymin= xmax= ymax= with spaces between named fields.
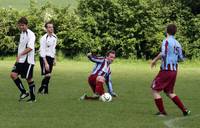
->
xmin=0 ymin=60 xmax=200 ymax=128
xmin=0 ymin=0 xmax=78 ymax=9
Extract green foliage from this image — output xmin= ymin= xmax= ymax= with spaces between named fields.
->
xmin=0 ymin=0 xmax=200 ymax=59
xmin=77 ymin=0 xmax=200 ymax=59
xmin=0 ymin=8 xmax=19 ymax=55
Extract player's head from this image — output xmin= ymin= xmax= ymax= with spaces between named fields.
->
xmin=45 ymin=21 xmax=54 ymax=34
xmin=17 ymin=17 xmax=28 ymax=32
xmin=106 ymin=50 xmax=116 ymax=64
xmin=167 ymin=24 xmax=177 ymax=36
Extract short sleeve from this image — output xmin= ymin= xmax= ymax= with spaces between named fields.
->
xmin=27 ymin=32 xmax=35 ymax=50
xmin=161 ymin=39 xmax=167 ymax=57
xmin=39 ymin=36 xmax=46 ymax=58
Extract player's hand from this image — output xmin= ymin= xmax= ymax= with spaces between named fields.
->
xmin=87 ymin=53 xmax=92 ymax=57
xmin=151 ymin=60 xmax=157 ymax=68
xmin=45 ymin=63 xmax=50 ymax=71
xmin=16 ymin=55 xmax=21 ymax=62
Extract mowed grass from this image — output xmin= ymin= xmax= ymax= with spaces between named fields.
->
xmin=0 ymin=0 xmax=78 ymax=9
xmin=0 ymin=60 xmax=200 ymax=128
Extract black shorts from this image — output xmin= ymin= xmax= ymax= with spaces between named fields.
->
xmin=11 ymin=62 xmax=34 ymax=79
xmin=40 ymin=56 xmax=54 ymax=75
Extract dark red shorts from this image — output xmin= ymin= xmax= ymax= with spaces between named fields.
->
xmin=88 ymin=74 xmax=98 ymax=93
xmin=151 ymin=70 xmax=177 ymax=93
xmin=88 ymin=74 xmax=104 ymax=94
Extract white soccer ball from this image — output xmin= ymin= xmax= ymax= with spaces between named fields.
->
xmin=100 ymin=93 xmax=112 ymax=102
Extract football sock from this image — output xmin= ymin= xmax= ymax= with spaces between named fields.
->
xmin=95 ymin=81 xmax=104 ymax=95
xmin=14 ymin=78 xmax=26 ymax=94
xmin=41 ymin=76 xmax=50 ymax=88
xmin=155 ymin=98 xmax=166 ymax=113
xmin=28 ymin=81 xmax=35 ymax=99
xmin=171 ymin=96 xmax=186 ymax=112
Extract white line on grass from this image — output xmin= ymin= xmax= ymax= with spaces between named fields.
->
xmin=164 ymin=114 xmax=200 ymax=128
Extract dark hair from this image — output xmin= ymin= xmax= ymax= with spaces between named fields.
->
xmin=17 ymin=17 xmax=28 ymax=25
xmin=167 ymin=24 xmax=177 ymax=35
xmin=45 ymin=21 xmax=53 ymax=28
xmin=106 ymin=50 xmax=116 ymax=57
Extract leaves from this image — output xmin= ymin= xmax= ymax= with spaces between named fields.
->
xmin=0 ymin=0 xmax=200 ymax=59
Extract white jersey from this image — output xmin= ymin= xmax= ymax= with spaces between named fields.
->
xmin=18 ymin=29 xmax=36 ymax=65
xmin=39 ymin=33 xmax=57 ymax=58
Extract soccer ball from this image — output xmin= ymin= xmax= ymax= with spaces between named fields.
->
xmin=100 ymin=93 xmax=112 ymax=102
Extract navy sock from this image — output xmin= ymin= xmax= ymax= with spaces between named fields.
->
xmin=28 ymin=81 xmax=35 ymax=99
xmin=14 ymin=78 xmax=26 ymax=94
xmin=41 ymin=76 xmax=50 ymax=88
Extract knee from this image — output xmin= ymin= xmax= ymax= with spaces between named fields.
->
xmin=10 ymin=73 xmax=17 ymax=80
xmin=166 ymin=93 xmax=176 ymax=99
xmin=152 ymin=89 xmax=161 ymax=99
xmin=96 ymin=76 xmax=105 ymax=83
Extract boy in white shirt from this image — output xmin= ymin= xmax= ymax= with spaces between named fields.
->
xmin=38 ymin=22 xmax=57 ymax=94
xmin=10 ymin=17 xmax=36 ymax=102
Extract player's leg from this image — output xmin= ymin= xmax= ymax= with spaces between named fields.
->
xmin=95 ymin=76 xmax=105 ymax=95
xmin=167 ymin=93 xmax=190 ymax=116
xmin=43 ymin=57 xmax=54 ymax=94
xmin=42 ymin=74 xmax=51 ymax=94
xmin=38 ymin=57 xmax=53 ymax=94
xmin=80 ymin=75 xmax=104 ymax=100
xmin=164 ymin=71 xmax=190 ymax=116
xmin=25 ymin=64 xmax=36 ymax=102
xmin=10 ymin=63 xmax=29 ymax=100
xmin=26 ymin=78 xmax=36 ymax=102
xmin=152 ymin=89 xmax=167 ymax=116
xmin=38 ymin=74 xmax=51 ymax=94
xmin=81 ymin=75 xmax=101 ymax=100
xmin=81 ymin=93 xmax=100 ymax=100
xmin=151 ymin=71 xmax=168 ymax=116
xmin=88 ymin=75 xmax=96 ymax=93
xmin=10 ymin=72 xmax=26 ymax=93
xmin=38 ymin=57 xmax=46 ymax=93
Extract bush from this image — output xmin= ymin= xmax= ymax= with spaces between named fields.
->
xmin=0 ymin=0 xmax=200 ymax=60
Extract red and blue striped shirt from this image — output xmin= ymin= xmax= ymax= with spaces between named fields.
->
xmin=161 ymin=36 xmax=184 ymax=71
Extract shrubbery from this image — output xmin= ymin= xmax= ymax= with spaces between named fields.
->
xmin=0 ymin=0 xmax=199 ymax=59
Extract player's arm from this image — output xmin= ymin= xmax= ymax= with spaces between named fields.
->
xmin=151 ymin=40 xmax=166 ymax=68
xmin=106 ymin=73 xmax=117 ymax=97
xmin=40 ymin=36 xmax=50 ymax=71
xmin=177 ymin=48 xmax=184 ymax=61
xmin=87 ymin=53 xmax=104 ymax=63
xmin=53 ymin=38 xmax=57 ymax=66
xmin=151 ymin=53 xmax=162 ymax=68
xmin=16 ymin=48 xmax=33 ymax=62
xmin=16 ymin=33 xmax=35 ymax=62
xmin=177 ymin=43 xmax=184 ymax=61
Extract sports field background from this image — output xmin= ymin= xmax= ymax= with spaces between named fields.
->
xmin=0 ymin=0 xmax=200 ymax=127
xmin=0 ymin=60 xmax=199 ymax=128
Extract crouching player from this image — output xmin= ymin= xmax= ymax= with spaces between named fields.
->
xmin=80 ymin=50 xmax=117 ymax=100
xmin=151 ymin=24 xmax=190 ymax=116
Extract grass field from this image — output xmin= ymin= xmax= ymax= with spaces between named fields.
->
xmin=0 ymin=0 xmax=78 ymax=9
xmin=0 ymin=60 xmax=200 ymax=128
